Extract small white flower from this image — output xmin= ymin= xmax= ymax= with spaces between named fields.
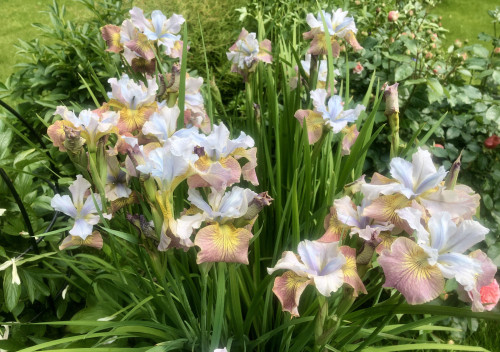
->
xmin=0 ymin=258 xmax=21 ymax=285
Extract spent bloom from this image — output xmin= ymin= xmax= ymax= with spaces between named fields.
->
xmin=268 ymin=240 xmax=366 ymax=316
xmin=304 ymin=9 xmax=362 ymax=56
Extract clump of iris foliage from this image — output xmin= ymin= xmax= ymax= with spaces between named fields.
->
xmin=0 ymin=1 xmax=499 ymax=352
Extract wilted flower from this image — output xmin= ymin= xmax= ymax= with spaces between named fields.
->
xmin=227 ymin=28 xmax=272 ymax=79
xmin=295 ymin=88 xmax=365 ymax=144
xmin=268 ymin=240 xmax=366 ymax=316
xmin=379 ymin=209 xmax=489 ymax=304
xmin=51 ymin=175 xmax=111 ymax=248
xmin=304 ymin=9 xmax=362 ymax=56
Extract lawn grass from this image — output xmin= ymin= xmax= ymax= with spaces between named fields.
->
xmin=0 ymin=0 xmax=89 ymax=82
xmin=431 ymin=0 xmax=498 ymax=47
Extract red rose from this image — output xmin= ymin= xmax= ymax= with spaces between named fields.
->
xmin=484 ymin=135 xmax=500 ymax=149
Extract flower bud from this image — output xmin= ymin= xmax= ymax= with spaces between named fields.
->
xmin=445 ymin=152 xmax=461 ymax=190
xmin=494 ymin=47 xmax=500 ymax=54
xmin=383 ymin=83 xmax=399 ymax=116
xmin=388 ymin=11 xmax=399 ymax=22
xmin=454 ymin=39 xmax=463 ymax=48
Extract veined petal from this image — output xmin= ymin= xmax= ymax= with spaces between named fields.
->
xmin=378 ymin=237 xmax=444 ymax=304
xmin=437 ymin=252 xmax=482 ymax=291
xmin=318 ymin=206 xmax=350 ymax=242
xmin=267 ymin=251 xmax=310 ymax=277
xmin=195 ymin=223 xmax=253 ymax=264
xmin=294 ymin=109 xmax=325 ymax=144
xmin=59 ymin=231 xmax=103 ymax=250
xmin=101 ymin=24 xmax=123 ymax=53
xmin=272 ymin=271 xmax=312 ymax=317
xmin=389 ymin=157 xmax=414 ymax=194
xmin=51 ymin=194 xmax=77 ymax=218
xmin=362 ymin=194 xmax=411 ymax=232
xmin=69 ymin=175 xmax=91 ymax=209
xmin=419 ymin=185 xmax=480 ymax=220
xmin=339 ymin=246 xmax=367 ymax=296
xmin=232 ymin=147 xmax=258 ymax=186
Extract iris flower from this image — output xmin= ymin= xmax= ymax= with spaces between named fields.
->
xmin=361 ymin=148 xmax=480 ymax=231
xmin=227 ymin=28 xmax=272 ymax=79
xmin=51 ymin=175 xmax=111 ymax=249
xmin=304 ymin=9 xmax=362 ymax=56
xmin=379 ymin=209 xmax=489 ymax=304
xmin=268 ymin=240 xmax=366 ymax=316
xmin=48 ymin=106 xmax=119 ymax=152
xmin=189 ymin=186 xmax=257 ymax=264
xmin=107 ymin=74 xmax=158 ymax=134
xmin=129 ymin=7 xmax=185 ymax=57
xmin=187 ymin=123 xmax=258 ymax=189
xmin=295 ymin=89 xmax=365 ymax=144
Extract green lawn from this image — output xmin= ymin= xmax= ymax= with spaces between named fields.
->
xmin=0 ymin=0 xmax=89 ymax=82
xmin=432 ymin=0 xmax=498 ymax=47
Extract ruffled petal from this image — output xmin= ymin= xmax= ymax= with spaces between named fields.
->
xmin=195 ymin=223 xmax=253 ymax=264
xmin=378 ymin=237 xmax=444 ymax=304
xmin=51 ymin=194 xmax=77 ymax=218
xmin=272 ymin=271 xmax=312 ymax=317
xmin=339 ymin=246 xmax=367 ymax=296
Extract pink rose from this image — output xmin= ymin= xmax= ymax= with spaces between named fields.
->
xmin=480 ymin=279 xmax=500 ymax=311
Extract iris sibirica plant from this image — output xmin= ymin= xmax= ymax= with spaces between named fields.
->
xmin=8 ymin=4 xmax=498 ymax=352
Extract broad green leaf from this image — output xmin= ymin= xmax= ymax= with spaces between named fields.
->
xmin=394 ymin=64 xmax=414 ymax=81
